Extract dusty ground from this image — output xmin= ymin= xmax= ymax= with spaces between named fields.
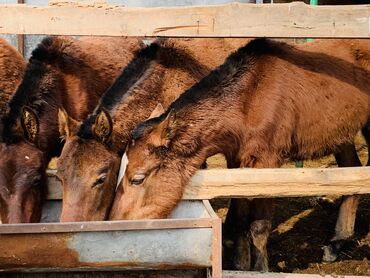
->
xmin=207 ymin=134 xmax=370 ymax=276
xmin=47 ymin=136 xmax=370 ymax=276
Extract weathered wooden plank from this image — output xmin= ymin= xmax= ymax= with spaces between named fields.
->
xmin=223 ymin=271 xmax=369 ymax=278
xmin=185 ymin=167 xmax=370 ymax=199
xmin=4 ymin=270 xmax=202 ymax=278
xmin=47 ymin=167 xmax=370 ymax=200
xmin=0 ymin=2 xmax=369 ymax=37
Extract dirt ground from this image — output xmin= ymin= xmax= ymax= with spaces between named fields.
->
xmin=47 ymin=136 xmax=370 ymax=276
xmin=207 ymin=134 xmax=370 ymax=276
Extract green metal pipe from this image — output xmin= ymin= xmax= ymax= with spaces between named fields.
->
xmin=307 ymin=0 xmax=318 ymax=42
xmin=295 ymin=160 xmax=304 ymax=168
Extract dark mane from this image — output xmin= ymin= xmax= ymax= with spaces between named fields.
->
xmin=168 ymin=38 xmax=271 ymax=112
xmin=2 ymin=60 xmax=49 ymax=143
xmin=0 ymin=118 xmax=3 ymax=142
xmin=77 ymin=42 xmax=161 ymax=140
xmin=30 ymin=36 xmax=63 ymax=64
xmin=1 ymin=36 xmax=68 ymax=143
xmin=78 ymin=39 xmax=213 ymax=141
xmin=30 ymin=36 xmax=89 ymax=72
xmin=132 ymin=38 xmax=271 ymax=140
xmin=96 ymin=42 xmax=161 ymax=113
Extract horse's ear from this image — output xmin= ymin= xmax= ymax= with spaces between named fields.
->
xmin=93 ymin=109 xmax=113 ymax=144
xmin=148 ymin=103 xmax=164 ymax=119
xmin=58 ymin=108 xmax=80 ymax=141
xmin=162 ymin=109 xmax=177 ymax=142
xmin=149 ymin=109 xmax=176 ymax=148
xmin=21 ymin=106 xmax=39 ymax=144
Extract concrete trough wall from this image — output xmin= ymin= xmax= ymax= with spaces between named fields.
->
xmin=0 ymin=201 xmax=221 ymax=276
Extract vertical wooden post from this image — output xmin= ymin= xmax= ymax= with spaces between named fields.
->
xmin=17 ymin=0 xmax=25 ymax=56
xmin=203 ymin=200 xmax=222 ymax=278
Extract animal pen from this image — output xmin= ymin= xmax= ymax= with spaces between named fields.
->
xmin=0 ymin=1 xmax=370 ymax=277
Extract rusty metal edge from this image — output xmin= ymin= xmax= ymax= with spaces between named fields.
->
xmin=1 ymin=265 xmax=209 ymax=273
xmin=0 ymin=218 xmax=215 ymax=234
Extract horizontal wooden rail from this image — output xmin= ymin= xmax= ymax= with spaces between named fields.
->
xmin=0 ymin=2 xmax=369 ymax=37
xmin=47 ymin=167 xmax=370 ymax=200
xmin=223 ymin=271 xmax=370 ymax=278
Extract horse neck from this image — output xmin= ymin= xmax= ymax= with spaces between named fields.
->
xmin=0 ymin=50 xmax=26 ymax=118
xmin=110 ymin=52 xmax=212 ymax=155
xmin=111 ymin=64 xmax=167 ymax=153
xmin=165 ymin=58 xmax=259 ymax=169
xmin=39 ymin=107 xmax=63 ymax=161
xmin=35 ymin=72 xmax=64 ymax=160
xmin=60 ymin=62 xmax=123 ymax=121
xmin=58 ymin=37 xmax=139 ymax=121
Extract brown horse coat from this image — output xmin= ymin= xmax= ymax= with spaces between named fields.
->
xmin=0 ymin=38 xmax=26 ymax=224
xmin=57 ymin=38 xmax=249 ymax=221
xmin=0 ymin=38 xmax=26 ymax=118
xmin=110 ymin=38 xmax=370 ymax=269
xmin=0 ymin=36 xmax=143 ymax=223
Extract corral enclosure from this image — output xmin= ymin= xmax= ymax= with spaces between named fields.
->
xmin=1 ymin=0 xmax=370 ymax=277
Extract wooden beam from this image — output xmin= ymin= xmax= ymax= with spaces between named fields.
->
xmin=46 ymin=166 xmax=370 ymax=200
xmin=0 ymin=2 xmax=369 ymax=37
xmin=16 ymin=0 xmax=24 ymax=56
xmin=223 ymin=271 xmax=369 ymax=278
xmin=185 ymin=167 xmax=370 ymax=199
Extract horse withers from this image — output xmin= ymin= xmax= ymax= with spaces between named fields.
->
xmin=57 ymin=38 xmax=249 ymax=222
xmin=110 ymin=39 xmax=370 ymax=271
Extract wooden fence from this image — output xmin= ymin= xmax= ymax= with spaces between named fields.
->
xmin=0 ymin=2 xmax=369 ymax=37
xmin=46 ymin=167 xmax=370 ymax=200
xmin=1 ymin=1 xmax=370 ymax=277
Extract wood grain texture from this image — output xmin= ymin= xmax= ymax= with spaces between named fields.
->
xmin=46 ymin=167 xmax=370 ymax=200
xmin=184 ymin=167 xmax=370 ymax=199
xmin=0 ymin=2 xmax=369 ymax=37
xmin=223 ymin=271 xmax=370 ymax=278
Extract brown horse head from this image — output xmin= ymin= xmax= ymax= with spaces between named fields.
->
xmin=58 ymin=38 xmax=249 ymax=222
xmin=0 ymin=38 xmax=28 ymax=223
xmin=57 ymin=42 xmax=164 ymax=222
xmin=0 ymin=45 xmax=67 ymax=223
xmin=0 ymin=36 xmax=142 ymax=223
xmin=109 ymin=108 xmax=189 ymax=220
xmin=0 ymin=107 xmax=45 ymax=223
xmin=57 ymin=109 xmax=121 ymax=221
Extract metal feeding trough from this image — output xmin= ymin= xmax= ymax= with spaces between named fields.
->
xmin=0 ymin=198 xmax=221 ymax=277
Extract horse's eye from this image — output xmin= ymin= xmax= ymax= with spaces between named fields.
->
xmin=31 ymin=177 xmax=41 ymax=187
xmin=93 ymin=175 xmax=107 ymax=188
xmin=130 ymin=174 xmax=146 ymax=186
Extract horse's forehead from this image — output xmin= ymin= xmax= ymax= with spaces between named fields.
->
xmin=127 ymin=145 xmax=155 ymax=169
xmin=0 ymin=142 xmax=42 ymax=165
xmin=61 ymin=138 xmax=113 ymax=168
xmin=129 ymin=138 xmax=150 ymax=153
